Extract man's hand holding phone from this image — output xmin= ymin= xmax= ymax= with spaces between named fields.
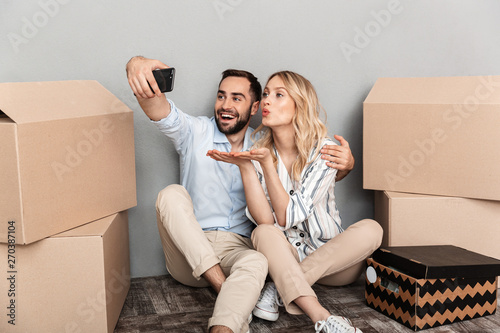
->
xmin=126 ymin=56 xmax=173 ymax=121
xmin=126 ymin=56 xmax=174 ymax=98
xmin=152 ymin=68 xmax=175 ymax=94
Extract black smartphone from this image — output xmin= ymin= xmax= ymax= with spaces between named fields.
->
xmin=151 ymin=68 xmax=175 ymax=93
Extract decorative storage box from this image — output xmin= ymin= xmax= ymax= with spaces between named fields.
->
xmin=365 ymin=246 xmax=500 ymax=331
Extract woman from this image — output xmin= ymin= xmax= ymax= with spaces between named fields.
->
xmin=208 ymin=71 xmax=382 ymax=333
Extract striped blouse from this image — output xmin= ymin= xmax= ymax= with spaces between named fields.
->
xmin=246 ymin=138 xmax=344 ymax=261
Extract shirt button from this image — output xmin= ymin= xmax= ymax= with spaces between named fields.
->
xmin=300 ymin=233 xmax=305 ymax=237
xmin=292 ymin=226 xmax=298 ymax=230
xmin=295 ymin=242 xmax=301 ymax=247
xmin=289 ymin=190 xmax=294 ymax=195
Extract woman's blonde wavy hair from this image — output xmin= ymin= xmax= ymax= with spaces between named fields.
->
xmin=251 ymin=71 xmax=328 ymax=180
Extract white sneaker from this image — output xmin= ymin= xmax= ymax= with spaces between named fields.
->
xmin=252 ymin=282 xmax=281 ymax=321
xmin=314 ymin=315 xmax=362 ymax=333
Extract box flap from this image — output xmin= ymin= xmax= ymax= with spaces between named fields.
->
xmin=364 ymin=76 xmax=500 ymax=105
xmin=0 ymin=81 xmax=132 ymax=124
xmin=52 ymin=214 xmax=118 ymax=238
xmin=372 ymin=245 xmax=500 ymax=279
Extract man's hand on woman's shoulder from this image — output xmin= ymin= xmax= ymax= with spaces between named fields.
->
xmin=321 ymin=134 xmax=354 ymax=181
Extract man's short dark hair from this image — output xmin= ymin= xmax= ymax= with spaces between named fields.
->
xmin=220 ymin=69 xmax=262 ymax=103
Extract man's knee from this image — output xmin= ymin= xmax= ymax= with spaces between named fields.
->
xmin=232 ymin=250 xmax=268 ymax=281
xmin=250 ymin=250 xmax=268 ymax=273
xmin=157 ymin=184 xmax=188 ymax=208
xmin=156 ymin=184 xmax=194 ymax=219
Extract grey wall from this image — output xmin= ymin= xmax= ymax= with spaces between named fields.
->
xmin=2 ymin=0 xmax=500 ymax=277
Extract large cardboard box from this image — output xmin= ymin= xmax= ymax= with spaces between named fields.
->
xmin=0 ymin=212 xmax=130 ymax=333
xmin=365 ymin=246 xmax=500 ymax=331
xmin=363 ymin=75 xmax=500 ymax=201
xmin=0 ymin=81 xmax=137 ymax=244
xmin=374 ymin=191 xmax=500 ymax=261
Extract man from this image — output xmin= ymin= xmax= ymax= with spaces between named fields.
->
xmin=126 ymin=56 xmax=355 ymax=333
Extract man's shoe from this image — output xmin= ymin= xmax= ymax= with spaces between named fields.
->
xmin=252 ymin=282 xmax=281 ymax=321
xmin=314 ymin=315 xmax=362 ymax=333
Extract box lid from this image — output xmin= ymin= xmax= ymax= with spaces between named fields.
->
xmin=372 ymin=245 xmax=500 ymax=279
xmin=0 ymin=80 xmax=131 ymax=124
xmin=363 ymin=76 xmax=500 ymax=105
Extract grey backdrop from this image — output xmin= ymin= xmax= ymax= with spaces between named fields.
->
xmin=2 ymin=0 xmax=499 ymax=278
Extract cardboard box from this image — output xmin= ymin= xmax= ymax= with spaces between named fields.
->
xmin=365 ymin=246 xmax=500 ymax=331
xmin=0 ymin=81 xmax=137 ymax=244
xmin=0 ymin=212 xmax=130 ymax=333
xmin=374 ymin=191 xmax=500 ymax=261
xmin=363 ymin=75 xmax=500 ymax=201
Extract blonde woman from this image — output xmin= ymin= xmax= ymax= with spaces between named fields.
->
xmin=208 ymin=71 xmax=382 ymax=333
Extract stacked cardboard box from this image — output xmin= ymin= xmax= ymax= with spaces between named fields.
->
xmin=363 ymin=75 xmax=500 ymax=260
xmin=362 ymin=75 xmax=500 ymax=329
xmin=0 ymin=81 xmax=137 ymax=332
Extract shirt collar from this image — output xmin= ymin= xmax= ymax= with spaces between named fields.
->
xmin=212 ymin=118 xmax=229 ymax=143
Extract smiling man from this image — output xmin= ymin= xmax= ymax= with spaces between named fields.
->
xmin=216 ymin=74 xmax=256 ymax=136
xmin=126 ymin=56 xmax=355 ymax=333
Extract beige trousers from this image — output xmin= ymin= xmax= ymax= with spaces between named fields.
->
xmin=156 ymin=184 xmax=268 ymax=333
xmin=251 ymin=219 xmax=383 ymax=314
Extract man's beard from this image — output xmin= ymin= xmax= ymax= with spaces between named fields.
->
xmin=215 ymin=106 xmax=252 ymax=135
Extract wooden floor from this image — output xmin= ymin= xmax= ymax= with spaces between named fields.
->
xmin=114 ymin=275 xmax=500 ymax=333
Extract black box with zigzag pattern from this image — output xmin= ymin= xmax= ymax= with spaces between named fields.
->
xmin=365 ymin=246 xmax=500 ymax=331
